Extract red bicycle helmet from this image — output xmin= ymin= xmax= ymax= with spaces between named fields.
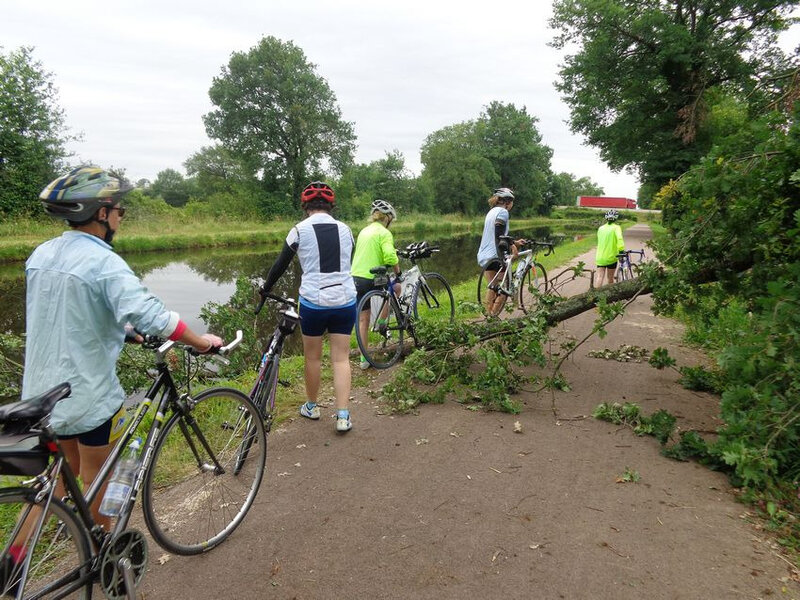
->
xmin=300 ymin=181 xmax=335 ymax=205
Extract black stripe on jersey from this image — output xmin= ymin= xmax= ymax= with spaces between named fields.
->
xmin=313 ymin=223 xmax=341 ymax=273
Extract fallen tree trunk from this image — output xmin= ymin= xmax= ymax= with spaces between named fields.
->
xmin=545 ymin=277 xmax=652 ymax=325
xmin=349 ymin=277 xmax=653 ymax=358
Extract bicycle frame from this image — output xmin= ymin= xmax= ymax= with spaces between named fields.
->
xmin=486 ymin=248 xmax=534 ymax=298
xmin=616 ymin=249 xmax=646 ymax=281
xmin=3 ymin=331 xmax=244 ymax=598
xmin=251 ymin=293 xmax=300 ymax=425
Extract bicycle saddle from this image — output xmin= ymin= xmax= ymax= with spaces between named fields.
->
xmin=0 ymin=382 xmax=71 ymax=430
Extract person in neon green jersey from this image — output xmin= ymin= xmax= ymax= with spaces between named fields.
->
xmin=351 ymin=200 xmax=400 ymax=370
xmin=595 ymin=209 xmax=625 ymax=287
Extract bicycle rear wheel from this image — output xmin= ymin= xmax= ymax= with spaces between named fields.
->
xmin=519 ymin=262 xmax=548 ymax=315
xmin=413 ymin=272 xmax=454 ymax=324
xmin=355 ymin=289 xmax=405 ymax=369
xmin=142 ymin=387 xmax=266 ymax=555
xmin=0 ymin=487 xmax=92 ymax=599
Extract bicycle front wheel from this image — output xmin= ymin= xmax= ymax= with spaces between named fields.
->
xmin=142 ymin=387 xmax=266 ymax=555
xmin=356 ymin=289 xmax=405 ymax=369
xmin=617 ymin=262 xmax=632 ymax=282
xmin=519 ymin=262 xmax=548 ymax=315
xmin=0 ymin=487 xmax=92 ymax=599
xmin=413 ymin=272 xmax=454 ymax=324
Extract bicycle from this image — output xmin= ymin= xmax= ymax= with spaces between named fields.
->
xmin=616 ymin=249 xmax=646 ymax=282
xmin=355 ymin=241 xmax=455 ymax=369
xmin=0 ymin=330 xmax=267 ymax=599
xmin=232 ymin=292 xmax=301 ymax=471
xmin=477 ymin=237 xmax=554 ymax=317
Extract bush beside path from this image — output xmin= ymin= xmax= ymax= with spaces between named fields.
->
xmin=141 ymin=224 xmax=799 ymax=599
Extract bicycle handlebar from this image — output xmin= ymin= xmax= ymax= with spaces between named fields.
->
xmin=143 ymin=330 xmax=244 ymax=363
xmin=617 ymin=249 xmax=646 ymax=259
xmin=500 ymin=237 xmax=555 ymax=256
xmin=255 ymin=291 xmax=298 ymax=316
xmin=396 ymin=243 xmax=439 ymax=259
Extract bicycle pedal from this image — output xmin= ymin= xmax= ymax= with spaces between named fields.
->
xmin=278 ymin=379 xmax=290 ymax=387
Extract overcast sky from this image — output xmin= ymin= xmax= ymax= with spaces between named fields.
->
xmin=4 ymin=1 xmax=800 ymax=201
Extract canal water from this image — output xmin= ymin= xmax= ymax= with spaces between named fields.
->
xmin=0 ymin=225 xmax=583 ymax=345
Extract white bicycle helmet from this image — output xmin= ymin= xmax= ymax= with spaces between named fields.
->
xmin=371 ymin=199 xmax=397 ymax=221
xmin=604 ymin=209 xmax=619 ymax=221
xmin=494 ymin=187 xmax=515 ymax=200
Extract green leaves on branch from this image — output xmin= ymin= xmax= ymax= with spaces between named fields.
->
xmin=203 ymin=36 xmax=356 ymax=206
xmin=0 ymin=46 xmax=78 ymax=217
xmin=380 ymin=313 xmax=551 ymax=414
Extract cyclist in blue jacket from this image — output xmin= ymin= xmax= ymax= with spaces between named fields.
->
xmin=22 ymin=166 xmax=223 ymax=532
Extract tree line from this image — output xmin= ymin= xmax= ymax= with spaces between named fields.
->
xmin=0 ymin=39 xmax=603 ymax=222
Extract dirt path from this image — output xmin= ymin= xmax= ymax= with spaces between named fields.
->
xmin=142 ymin=224 xmax=798 ymax=599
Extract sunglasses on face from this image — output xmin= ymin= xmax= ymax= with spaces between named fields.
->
xmin=110 ymin=206 xmax=126 ymax=218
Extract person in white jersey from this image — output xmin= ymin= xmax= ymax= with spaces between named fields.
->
xmin=259 ymin=182 xmax=356 ymax=433
xmin=476 ymin=188 xmax=525 ymax=315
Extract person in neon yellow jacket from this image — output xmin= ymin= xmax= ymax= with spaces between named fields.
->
xmin=351 ymin=200 xmax=401 ymax=370
xmin=595 ymin=209 xmax=625 ymax=287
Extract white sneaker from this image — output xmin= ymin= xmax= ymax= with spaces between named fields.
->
xmin=336 ymin=417 xmax=352 ymax=433
xmin=359 ymin=358 xmax=371 ymax=370
xmin=299 ymin=402 xmax=320 ymax=420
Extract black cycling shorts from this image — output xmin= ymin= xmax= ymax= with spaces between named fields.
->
xmin=354 ymin=276 xmax=375 ymax=311
xmin=597 ymin=262 xmax=618 ymax=269
xmin=58 ymin=404 xmax=127 ymax=447
xmin=483 ymin=259 xmax=503 ymax=272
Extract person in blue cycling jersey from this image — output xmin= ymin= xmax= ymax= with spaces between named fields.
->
xmin=259 ymin=182 xmax=356 ymax=433
xmin=21 ymin=166 xmax=223 ymax=533
xmin=477 ymin=188 xmax=525 ymax=315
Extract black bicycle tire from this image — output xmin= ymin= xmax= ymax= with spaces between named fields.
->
xmin=519 ymin=262 xmax=549 ymax=314
xmin=355 ymin=289 xmax=405 ymax=369
xmin=412 ymin=272 xmax=455 ymax=323
xmin=141 ymin=387 xmax=266 ymax=555
xmin=235 ymin=357 xmax=277 ymax=473
xmin=618 ymin=261 xmax=632 ymax=282
xmin=0 ymin=487 xmax=92 ymax=600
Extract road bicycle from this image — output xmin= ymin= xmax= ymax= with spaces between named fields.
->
xmin=232 ymin=291 xmax=301 ymax=471
xmin=616 ymin=249 xmax=646 ymax=282
xmin=0 ymin=331 xmax=267 ymax=599
xmin=356 ymin=241 xmax=455 ymax=369
xmin=477 ymin=237 xmax=554 ymax=317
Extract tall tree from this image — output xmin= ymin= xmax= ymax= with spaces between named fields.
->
xmin=203 ymin=36 xmax=356 ymax=207
xmin=549 ymin=0 xmax=796 ymax=194
xmin=148 ymin=168 xmax=194 ymax=207
xmin=0 ymin=46 xmax=77 ymax=216
xmin=421 ymin=103 xmax=553 ymax=214
xmin=420 ymin=122 xmax=496 ymax=215
xmin=477 ymin=102 xmax=553 ymax=214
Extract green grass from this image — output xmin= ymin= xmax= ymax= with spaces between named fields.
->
xmin=0 ymin=206 xmax=632 ymax=263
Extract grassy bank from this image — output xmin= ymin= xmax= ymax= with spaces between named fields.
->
xmin=0 ymin=208 xmax=638 ymax=263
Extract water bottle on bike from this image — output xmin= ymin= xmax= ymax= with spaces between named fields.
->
xmin=100 ymin=437 xmax=142 ymax=517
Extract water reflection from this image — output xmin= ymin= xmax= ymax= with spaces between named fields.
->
xmin=0 ymin=225 xmax=578 ymax=346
